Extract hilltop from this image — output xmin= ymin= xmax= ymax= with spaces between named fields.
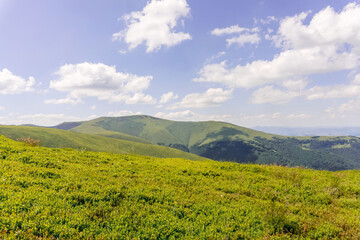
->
xmin=54 ymin=115 xmax=360 ymax=171
xmin=1 ymin=134 xmax=360 ymax=239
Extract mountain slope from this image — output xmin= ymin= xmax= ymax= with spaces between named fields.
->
xmin=0 ymin=125 xmax=206 ymax=161
xmin=65 ymin=115 xmax=360 ymax=171
xmin=1 ymin=134 xmax=359 ymax=239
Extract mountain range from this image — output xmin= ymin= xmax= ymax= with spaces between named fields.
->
xmin=1 ymin=115 xmax=360 ymax=171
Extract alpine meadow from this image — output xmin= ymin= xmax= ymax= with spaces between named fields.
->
xmin=1 ymin=0 xmax=360 ymax=239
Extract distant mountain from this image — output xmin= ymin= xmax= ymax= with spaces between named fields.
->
xmin=254 ymin=126 xmax=360 ymax=137
xmin=0 ymin=125 xmax=206 ymax=161
xmin=52 ymin=121 xmax=83 ymax=130
xmin=51 ymin=115 xmax=360 ymax=171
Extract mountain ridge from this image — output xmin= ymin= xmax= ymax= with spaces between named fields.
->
xmin=48 ymin=115 xmax=360 ymax=171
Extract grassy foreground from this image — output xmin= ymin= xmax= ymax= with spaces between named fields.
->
xmin=0 ymin=135 xmax=360 ymax=239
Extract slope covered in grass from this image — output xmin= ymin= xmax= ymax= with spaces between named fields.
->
xmin=0 ymin=134 xmax=360 ymax=239
xmin=67 ymin=115 xmax=360 ymax=171
xmin=0 ymin=125 xmax=205 ymax=161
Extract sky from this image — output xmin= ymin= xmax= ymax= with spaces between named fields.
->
xmin=1 ymin=0 xmax=360 ymax=127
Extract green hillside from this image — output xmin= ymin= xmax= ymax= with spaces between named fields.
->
xmin=67 ymin=115 xmax=360 ymax=171
xmin=0 ymin=125 xmax=206 ymax=161
xmin=1 ymin=134 xmax=360 ymax=239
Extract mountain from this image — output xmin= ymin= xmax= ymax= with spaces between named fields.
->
xmin=0 ymin=125 xmax=206 ymax=161
xmin=50 ymin=115 xmax=360 ymax=171
xmin=1 ymin=134 xmax=359 ymax=239
xmin=254 ymin=126 xmax=360 ymax=137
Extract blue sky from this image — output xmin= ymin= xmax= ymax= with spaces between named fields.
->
xmin=1 ymin=0 xmax=360 ymax=127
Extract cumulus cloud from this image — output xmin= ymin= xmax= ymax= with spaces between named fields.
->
xmin=306 ymin=84 xmax=360 ymax=100
xmin=0 ymin=69 xmax=35 ymax=94
xmin=250 ymin=86 xmax=301 ymax=104
xmin=109 ymin=93 xmax=156 ymax=104
xmin=194 ymin=46 xmax=357 ymax=89
xmin=211 ymin=25 xmax=260 ymax=47
xmin=273 ymin=4 xmax=360 ymax=49
xmin=44 ymin=98 xmax=83 ymax=105
xmin=169 ymin=88 xmax=232 ymax=109
xmin=159 ymin=91 xmax=178 ymax=104
xmin=250 ymin=79 xmax=307 ymax=104
xmin=47 ymin=62 xmax=156 ymax=105
xmin=113 ymin=0 xmax=191 ymax=52
xmin=0 ymin=106 xmax=4 ymax=110
xmin=324 ymin=97 xmax=360 ymax=120
xmin=197 ymin=3 xmax=360 ymax=104
xmin=211 ymin=25 xmax=249 ymax=36
xmin=250 ymin=79 xmax=360 ymax=104
xmin=352 ymin=74 xmax=360 ymax=84
xmin=259 ymin=16 xmax=277 ymax=25
xmin=226 ymin=33 xmax=260 ymax=47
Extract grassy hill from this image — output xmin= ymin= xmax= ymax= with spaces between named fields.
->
xmin=1 ymin=134 xmax=359 ymax=239
xmin=64 ymin=115 xmax=360 ymax=171
xmin=0 ymin=125 xmax=206 ymax=161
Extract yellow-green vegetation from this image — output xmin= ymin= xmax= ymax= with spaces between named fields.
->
xmin=1 ymin=135 xmax=359 ymax=239
xmin=0 ymin=125 xmax=206 ymax=161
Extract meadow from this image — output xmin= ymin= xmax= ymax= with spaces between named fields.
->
xmin=1 ymin=134 xmax=360 ymax=239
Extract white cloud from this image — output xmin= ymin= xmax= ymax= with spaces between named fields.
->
xmin=194 ymin=45 xmax=358 ymax=88
xmin=0 ymin=106 xmax=4 ymax=110
xmin=352 ymin=74 xmax=360 ymax=84
xmin=236 ymin=112 xmax=315 ymax=127
xmin=205 ymin=51 xmax=226 ymax=64
xmin=212 ymin=25 xmax=260 ymax=47
xmin=226 ymin=33 xmax=260 ymax=47
xmin=250 ymin=79 xmax=360 ymax=104
xmin=48 ymin=62 xmax=156 ymax=105
xmin=0 ymin=69 xmax=35 ymax=94
xmin=155 ymin=110 xmax=231 ymax=122
xmin=250 ymin=79 xmax=308 ymax=104
xmin=306 ymin=84 xmax=360 ymax=100
xmin=260 ymin=16 xmax=277 ymax=25
xmin=196 ymin=3 xmax=360 ymax=105
xmin=113 ymin=0 xmax=191 ymax=52
xmin=159 ymin=91 xmax=178 ymax=104
xmin=273 ymin=4 xmax=360 ymax=50
xmin=44 ymin=98 xmax=83 ymax=105
xmin=109 ymin=93 xmax=156 ymax=104
xmin=156 ymin=110 xmax=195 ymax=119
xmin=250 ymin=86 xmax=301 ymax=104
xmin=211 ymin=25 xmax=248 ymax=36
xmin=169 ymin=88 xmax=232 ymax=109
xmin=107 ymin=110 xmax=142 ymax=117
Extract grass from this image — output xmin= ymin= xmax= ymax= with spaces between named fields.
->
xmin=0 ymin=125 xmax=206 ymax=161
xmin=0 ymin=134 xmax=360 ymax=239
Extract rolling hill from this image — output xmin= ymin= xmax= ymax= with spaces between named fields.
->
xmin=0 ymin=125 xmax=206 ymax=161
xmin=1 ymin=134 xmax=359 ymax=239
xmin=56 ymin=115 xmax=360 ymax=171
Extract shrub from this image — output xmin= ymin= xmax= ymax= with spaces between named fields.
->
xmin=16 ymin=137 xmax=40 ymax=147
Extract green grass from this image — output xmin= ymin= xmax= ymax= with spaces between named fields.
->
xmin=0 ymin=125 xmax=206 ymax=161
xmin=0 ymin=134 xmax=360 ymax=239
